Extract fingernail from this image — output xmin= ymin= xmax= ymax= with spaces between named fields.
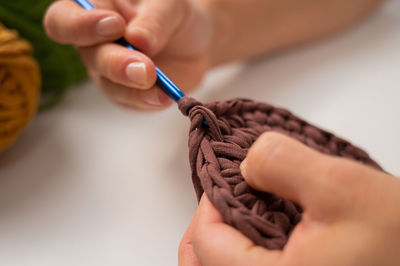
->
xmin=139 ymin=89 xmax=161 ymax=106
xmin=96 ymin=16 xmax=123 ymax=37
xmin=125 ymin=62 xmax=147 ymax=86
xmin=240 ymin=159 xmax=248 ymax=178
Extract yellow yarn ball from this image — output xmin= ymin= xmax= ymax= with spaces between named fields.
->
xmin=0 ymin=23 xmax=41 ymax=153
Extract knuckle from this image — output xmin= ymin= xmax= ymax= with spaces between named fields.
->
xmin=103 ymin=55 xmax=116 ymax=78
xmin=150 ymin=19 xmax=164 ymax=35
xmin=323 ymin=158 xmax=359 ymax=188
xmin=317 ymin=157 xmax=368 ymax=206
xmin=177 ymin=239 xmax=187 ymax=259
xmin=140 ymin=20 xmax=163 ymax=40
xmin=91 ymin=72 xmax=140 ymax=111
xmin=178 ymin=241 xmax=197 ymax=266
xmin=245 ymin=132 xmax=285 ymax=181
xmin=310 ymin=158 xmax=368 ymax=212
xmin=262 ymin=131 xmax=287 ymax=144
xmin=248 ymin=132 xmax=287 ymax=165
xmin=96 ymin=46 xmax=122 ymax=78
xmin=66 ymin=14 xmax=87 ymax=45
xmin=124 ymin=87 xmax=139 ymax=104
xmin=191 ymin=232 xmax=202 ymax=252
xmin=191 ymin=222 xmax=205 ymax=250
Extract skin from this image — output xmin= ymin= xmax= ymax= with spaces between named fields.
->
xmin=44 ymin=1 xmax=394 ymax=265
xmin=179 ymin=132 xmax=400 ymax=266
xmin=44 ymin=0 xmax=384 ymax=110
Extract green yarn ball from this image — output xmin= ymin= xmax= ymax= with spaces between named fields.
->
xmin=0 ymin=1 xmax=87 ymax=110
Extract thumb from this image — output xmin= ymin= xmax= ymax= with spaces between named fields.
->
xmin=240 ymin=132 xmax=366 ymax=213
xmin=125 ymin=0 xmax=187 ymax=56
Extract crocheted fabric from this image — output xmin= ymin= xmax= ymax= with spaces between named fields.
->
xmin=178 ymin=96 xmax=382 ymax=250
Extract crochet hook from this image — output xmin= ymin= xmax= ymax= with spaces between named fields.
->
xmin=74 ymin=0 xmax=185 ymax=103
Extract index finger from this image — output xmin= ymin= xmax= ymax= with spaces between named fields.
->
xmin=44 ymin=0 xmax=125 ymax=46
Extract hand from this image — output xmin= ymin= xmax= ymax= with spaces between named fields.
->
xmin=44 ymin=0 xmax=383 ymax=111
xmin=44 ymin=0 xmax=212 ymax=110
xmin=179 ymin=132 xmax=400 ymax=266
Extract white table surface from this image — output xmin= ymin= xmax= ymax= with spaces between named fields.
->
xmin=1 ymin=2 xmax=399 ymax=265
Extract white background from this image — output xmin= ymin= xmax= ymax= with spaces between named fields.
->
xmin=0 ymin=1 xmax=399 ymax=265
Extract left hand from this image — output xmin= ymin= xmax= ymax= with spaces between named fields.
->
xmin=178 ymin=132 xmax=400 ymax=266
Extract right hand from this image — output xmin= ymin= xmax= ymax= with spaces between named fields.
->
xmin=44 ymin=0 xmax=213 ymax=110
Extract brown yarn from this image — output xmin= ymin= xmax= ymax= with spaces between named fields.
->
xmin=178 ymin=96 xmax=382 ymax=250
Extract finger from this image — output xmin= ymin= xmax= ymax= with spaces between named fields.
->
xmin=125 ymin=0 xmax=188 ymax=56
xmin=192 ymin=195 xmax=281 ymax=266
xmin=178 ymin=210 xmax=202 ymax=266
xmin=92 ymin=74 xmax=172 ymax=110
xmin=240 ymin=132 xmax=369 ymax=212
xmin=44 ymin=0 xmax=125 ymax=46
xmin=79 ymin=43 xmax=157 ymax=89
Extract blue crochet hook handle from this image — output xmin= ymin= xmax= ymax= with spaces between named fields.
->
xmin=74 ymin=0 xmax=185 ymax=103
